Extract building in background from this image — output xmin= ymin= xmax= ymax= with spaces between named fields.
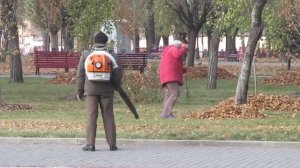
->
xmin=101 ymin=21 xmax=132 ymax=53
xmin=18 ymin=20 xmax=43 ymax=55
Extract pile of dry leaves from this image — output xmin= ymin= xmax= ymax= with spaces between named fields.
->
xmin=122 ymin=71 xmax=160 ymax=88
xmin=184 ymin=66 xmax=236 ymax=80
xmin=262 ymin=70 xmax=300 ymax=85
xmin=0 ymin=103 xmax=33 ymax=111
xmin=187 ymin=94 xmax=300 ymax=120
xmin=48 ymin=71 xmax=77 ymax=85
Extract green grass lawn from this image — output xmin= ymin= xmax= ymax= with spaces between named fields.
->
xmin=0 ymin=77 xmax=299 ymax=141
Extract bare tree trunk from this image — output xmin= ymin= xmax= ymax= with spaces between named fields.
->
xmin=226 ymin=27 xmax=238 ymax=54
xmin=287 ymin=57 xmax=292 ymax=70
xmin=66 ymin=31 xmax=74 ymax=51
xmin=207 ymin=30 xmax=213 ymax=55
xmin=162 ymin=35 xmax=169 ymax=46
xmin=0 ymin=28 xmax=8 ymax=62
xmin=207 ymin=31 xmax=221 ymax=89
xmin=146 ymin=0 xmax=155 ymax=53
xmin=235 ymin=0 xmax=267 ymax=104
xmin=50 ymin=31 xmax=59 ymax=51
xmin=0 ymin=6 xmax=8 ymax=62
xmin=42 ymin=32 xmax=50 ymax=51
xmin=133 ymin=32 xmax=139 ymax=53
xmin=155 ymin=35 xmax=161 ymax=52
xmin=49 ymin=25 xmax=59 ymax=51
xmin=132 ymin=0 xmax=140 ymax=53
xmin=62 ymin=28 xmax=74 ymax=51
xmin=2 ymin=0 xmax=24 ymax=83
xmin=61 ymin=8 xmax=74 ymax=52
xmin=265 ymin=36 xmax=272 ymax=57
xmin=0 ymin=28 xmax=1 ymax=59
xmin=61 ymin=24 xmax=66 ymax=51
xmin=186 ymin=28 xmax=198 ymax=67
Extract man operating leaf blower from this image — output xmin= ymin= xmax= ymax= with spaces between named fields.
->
xmin=76 ymin=31 xmax=138 ymax=152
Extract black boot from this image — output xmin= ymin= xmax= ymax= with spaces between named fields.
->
xmin=82 ymin=144 xmax=95 ymax=151
xmin=109 ymin=145 xmax=118 ymax=151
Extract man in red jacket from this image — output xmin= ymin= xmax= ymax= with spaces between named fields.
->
xmin=159 ymin=40 xmax=188 ymax=119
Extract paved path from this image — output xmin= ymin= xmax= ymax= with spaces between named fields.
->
xmin=0 ymin=138 xmax=299 ymax=168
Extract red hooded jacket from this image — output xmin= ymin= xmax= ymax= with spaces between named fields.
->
xmin=159 ymin=44 xmax=188 ymax=86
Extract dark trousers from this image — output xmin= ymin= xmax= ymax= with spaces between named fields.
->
xmin=85 ymin=95 xmax=116 ymax=146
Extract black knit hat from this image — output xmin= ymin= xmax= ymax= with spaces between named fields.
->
xmin=94 ymin=31 xmax=108 ymax=44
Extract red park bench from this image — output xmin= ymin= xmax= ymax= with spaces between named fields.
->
xmin=34 ymin=51 xmax=80 ymax=75
xmin=218 ymin=51 xmax=243 ymax=61
xmin=227 ymin=46 xmax=245 ymax=62
xmin=227 ymin=53 xmax=243 ymax=62
xmin=116 ymin=53 xmax=148 ymax=74
xmin=218 ymin=51 xmax=226 ymax=59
